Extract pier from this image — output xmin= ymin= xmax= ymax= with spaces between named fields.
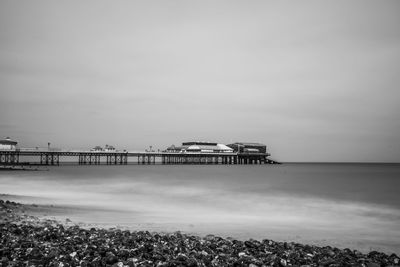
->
xmin=0 ymin=150 xmax=279 ymax=166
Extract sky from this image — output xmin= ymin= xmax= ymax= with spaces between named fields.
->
xmin=1 ymin=1 xmax=400 ymax=162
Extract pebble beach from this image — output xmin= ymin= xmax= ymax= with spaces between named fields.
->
xmin=1 ymin=199 xmax=399 ymax=267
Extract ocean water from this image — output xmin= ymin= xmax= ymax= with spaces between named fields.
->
xmin=1 ymin=163 xmax=399 ymax=254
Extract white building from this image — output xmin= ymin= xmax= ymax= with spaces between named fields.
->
xmin=180 ymin=141 xmax=234 ymax=153
xmin=104 ymin=144 xmax=116 ymax=152
xmin=91 ymin=146 xmax=103 ymax=152
xmin=0 ymin=137 xmax=18 ymax=150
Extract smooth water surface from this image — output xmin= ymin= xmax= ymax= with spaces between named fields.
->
xmin=1 ymin=163 xmax=399 ymax=254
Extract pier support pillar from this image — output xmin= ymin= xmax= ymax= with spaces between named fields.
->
xmin=0 ymin=152 xmax=19 ymax=165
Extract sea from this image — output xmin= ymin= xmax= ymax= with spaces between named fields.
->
xmin=1 ymin=163 xmax=399 ymax=255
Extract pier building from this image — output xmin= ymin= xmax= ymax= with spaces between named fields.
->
xmin=165 ymin=142 xmax=233 ymax=153
xmin=0 ymin=137 xmax=17 ymax=151
xmin=0 ymin=137 xmax=19 ymax=165
xmin=104 ymin=145 xmax=116 ymax=152
xmin=181 ymin=141 xmax=233 ymax=153
xmin=227 ymin=142 xmax=267 ymax=154
xmin=165 ymin=145 xmax=181 ymax=153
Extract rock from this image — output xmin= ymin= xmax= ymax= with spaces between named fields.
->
xmin=118 ymin=249 xmax=130 ymax=258
xmin=319 ymin=258 xmax=336 ymax=266
xmin=127 ymin=257 xmax=139 ymax=265
xmin=47 ymin=248 xmax=60 ymax=259
xmin=238 ymin=252 xmax=247 ymax=257
xmin=1 ymin=257 xmax=9 ymax=265
xmin=176 ymin=253 xmax=188 ymax=261
xmin=106 ymin=252 xmax=118 ymax=263
xmin=79 ymin=260 xmax=89 ymax=267
xmin=186 ymin=257 xmax=198 ymax=267
xmin=91 ymin=256 xmax=102 ymax=265
xmin=245 ymin=240 xmax=257 ymax=248
xmin=204 ymin=234 xmax=215 ymax=241
xmin=28 ymin=247 xmax=43 ymax=259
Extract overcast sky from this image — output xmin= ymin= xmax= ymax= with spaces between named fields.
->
xmin=1 ymin=1 xmax=400 ymax=162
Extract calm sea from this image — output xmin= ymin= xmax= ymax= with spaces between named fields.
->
xmin=1 ymin=163 xmax=399 ymax=254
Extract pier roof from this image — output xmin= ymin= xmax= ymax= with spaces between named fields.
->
xmin=232 ymin=142 xmax=266 ymax=146
xmin=182 ymin=141 xmax=218 ymax=146
xmin=0 ymin=137 xmax=17 ymax=145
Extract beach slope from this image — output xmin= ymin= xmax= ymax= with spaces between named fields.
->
xmin=1 ymin=198 xmax=399 ymax=267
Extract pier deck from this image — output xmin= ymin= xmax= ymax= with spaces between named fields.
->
xmin=0 ymin=150 xmax=279 ymax=166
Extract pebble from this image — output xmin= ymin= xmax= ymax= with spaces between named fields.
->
xmin=0 ymin=199 xmax=399 ymax=267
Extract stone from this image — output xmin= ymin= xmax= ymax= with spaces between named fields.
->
xmin=201 ymin=250 xmax=208 ymax=256
xmin=204 ymin=234 xmax=215 ymax=241
xmin=47 ymin=248 xmax=60 ymax=259
xmin=176 ymin=253 xmax=188 ymax=261
xmin=186 ymin=257 xmax=198 ymax=267
xmin=1 ymin=257 xmax=9 ymax=264
xmin=238 ymin=252 xmax=247 ymax=257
